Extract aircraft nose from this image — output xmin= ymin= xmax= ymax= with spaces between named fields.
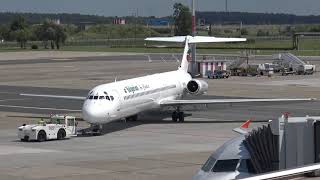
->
xmin=82 ymin=102 xmax=108 ymax=123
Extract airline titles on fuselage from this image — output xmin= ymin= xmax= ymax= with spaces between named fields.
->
xmin=124 ymin=84 xmax=150 ymax=93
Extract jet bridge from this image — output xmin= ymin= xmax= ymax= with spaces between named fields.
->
xmin=244 ymin=114 xmax=320 ymax=176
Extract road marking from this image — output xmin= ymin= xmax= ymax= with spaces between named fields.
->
xmin=0 ymin=91 xmax=18 ymax=94
xmin=51 ymin=58 xmax=73 ymax=61
xmin=0 ymin=98 xmax=27 ymax=102
xmin=0 ymin=104 xmax=81 ymax=112
xmin=0 ymin=145 xmax=60 ymax=155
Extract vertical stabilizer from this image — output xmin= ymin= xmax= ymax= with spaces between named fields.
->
xmin=144 ymin=35 xmax=246 ymax=73
xmin=179 ymin=37 xmax=190 ymax=72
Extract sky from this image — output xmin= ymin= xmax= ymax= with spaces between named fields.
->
xmin=0 ymin=0 xmax=319 ymax=17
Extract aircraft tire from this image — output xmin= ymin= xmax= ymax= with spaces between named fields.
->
xmin=172 ymin=112 xmax=178 ymax=122
xmin=178 ymin=112 xmax=184 ymax=122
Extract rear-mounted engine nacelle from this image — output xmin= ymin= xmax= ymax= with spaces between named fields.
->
xmin=186 ymin=79 xmax=208 ymax=95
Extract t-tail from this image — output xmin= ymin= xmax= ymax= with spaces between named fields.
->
xmin=145 ymin=35 xmax=247 ymax=73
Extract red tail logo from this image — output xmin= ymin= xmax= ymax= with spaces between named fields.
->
xmin=241 ymin=118 xmax=252 ymax=129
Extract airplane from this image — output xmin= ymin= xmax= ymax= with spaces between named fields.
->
xmin=21 ymin=35 xmax=315 ymax=132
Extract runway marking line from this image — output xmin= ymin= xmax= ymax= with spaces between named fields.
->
xmin=0 ymin=104 xmax=81 ymax=112
xmin=51 ymin=58 xmax=73 ymax=61
xmin=0 ymin=91 xmax=19 ymax=94
xmin=0 ymin=98 xmax=27 ymax=102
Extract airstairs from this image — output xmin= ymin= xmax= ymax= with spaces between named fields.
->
xmin=275 ymin=53 xmax=306 ymax=67
xmin=274 ymin=53 xmax=315 ymax=74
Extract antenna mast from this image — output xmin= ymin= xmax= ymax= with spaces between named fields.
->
xmin=191 ymin=0 xmax=197 ymax=75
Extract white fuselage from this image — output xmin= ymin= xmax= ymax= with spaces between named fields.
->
xmin=82 ymin=70 xmax=192 ymax=124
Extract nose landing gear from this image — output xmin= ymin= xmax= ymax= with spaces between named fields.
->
xmin=172 ymin=107 xmax=184 ymax=123
xmin=80 ymin=124 xmax=102 ymax=136
xmin=91 ymin=124 xmax=102 ymax=135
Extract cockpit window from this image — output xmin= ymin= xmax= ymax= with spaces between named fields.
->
xmin=212 ymin=159 xmax=239 ymax=172
xmin=89 ymin=96 xmax=93 ymax=99
xmin=99 ymin=96 xmax=105 ymax=99
xmin=94 ymin=96 xmax=98 ymax=100
xmin=201 ymin=157 xmax=216 ymax=172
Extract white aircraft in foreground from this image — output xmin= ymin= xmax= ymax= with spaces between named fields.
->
xmin=22 ymin=36 xmax=314 ymax=131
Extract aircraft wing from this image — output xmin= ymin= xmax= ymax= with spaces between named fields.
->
xmin=20 ymin=93 xmax=86 ymax=100
xmin=160 ymin=98 xmax=315 ymax=106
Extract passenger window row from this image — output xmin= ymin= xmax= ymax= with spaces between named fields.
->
xmin=87 ymin=96 xmax=114 ymax=101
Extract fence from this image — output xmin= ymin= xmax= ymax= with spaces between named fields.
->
xmin=0 ymin=36 xmax=319 ymax=50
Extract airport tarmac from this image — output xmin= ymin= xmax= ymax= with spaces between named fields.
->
xmin=0 ymin=51 xmax=319 ymax=179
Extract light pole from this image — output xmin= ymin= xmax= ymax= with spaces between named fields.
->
xmin=225 ymin=0 xmax=228 ymax=12
xmin=191 ymin=0 xmax=197 ymax=75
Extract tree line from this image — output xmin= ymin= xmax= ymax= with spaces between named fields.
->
xmin=0 ymin=16 xmax=67 ymax=49
xmin=0 ymin=12 xmax=154 ymax=26
xmin=1 ymin=11 xmax=320 ymax=27
xmin=197 ymin=12 xmax=320 ymax=25
xmin=0 ymin=12 xmax=112 ymax=25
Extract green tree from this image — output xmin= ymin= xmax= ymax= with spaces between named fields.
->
xmin=10 ymin=16 xmax=27 ymax=31
xmin=0 ymin=25 xmax=10 ymax=40
xmin=47 ymin=27 xmax=56 ymax=49
xmin=35 ymin=20 xmax=67 ymax=49
xmin=173 ymin=3 xmax=192 ymax=36
xmin=54 ymin=25 xmax=67 ymax=49
xmin=257 ymin=29 xmax=269 ymax=36
xmin=11 ymin=29 xmax=30 ymax=48
xmin=240 ymin=28 xmax=248 ymax=36
xmin=10 ymin=16 xmax=30 ymax=48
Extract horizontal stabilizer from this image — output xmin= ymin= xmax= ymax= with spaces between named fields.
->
xmin=145 ymin=35 xmax=246 ymax=43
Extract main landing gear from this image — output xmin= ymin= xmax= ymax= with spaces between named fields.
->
xmin=172 ymin=107 xmax=184 ymax=123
